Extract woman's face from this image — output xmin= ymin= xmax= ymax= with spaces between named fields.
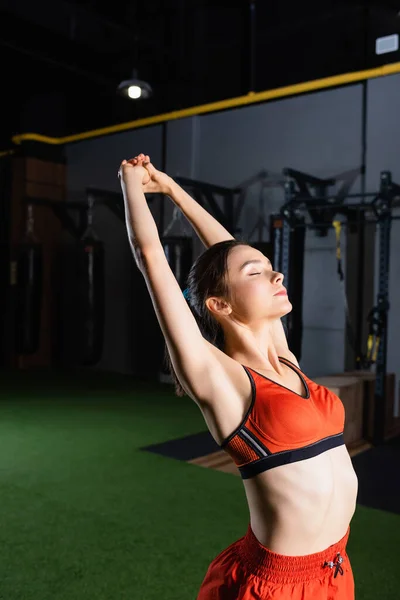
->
xmin=225 ymin=245 xmax=292 ymax=321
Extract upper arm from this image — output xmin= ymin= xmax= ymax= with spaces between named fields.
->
xmin=139 ymin=246 xmax=221 ymax=400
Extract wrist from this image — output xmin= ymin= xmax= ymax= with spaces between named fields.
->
xmin=164 ymin=176 xmax=176 ymax=198
xmin=123 ymin=165 xmax=146 ymax=183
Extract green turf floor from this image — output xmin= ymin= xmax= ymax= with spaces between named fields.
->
xmin=0 ymin=369 xmax=399 ymax=599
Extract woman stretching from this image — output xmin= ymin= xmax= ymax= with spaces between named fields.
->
xmin=118 ymin=154 xmax=358 ymax=599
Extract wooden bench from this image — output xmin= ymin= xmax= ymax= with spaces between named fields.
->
xmin=314 ymin=371 xmax=399 ymax=446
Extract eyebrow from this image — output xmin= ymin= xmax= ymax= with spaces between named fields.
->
xmin=239 ymin=258 xmax=272 ymax=271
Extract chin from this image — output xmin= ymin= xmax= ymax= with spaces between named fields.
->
xmin=264 ymin=303 xmax=292 ymax=320
xmin=281 ymin=300 xmax=293 ymax=316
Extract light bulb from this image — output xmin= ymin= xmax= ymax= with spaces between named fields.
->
xmin=128 ymin=85 xmax=142 ymax=99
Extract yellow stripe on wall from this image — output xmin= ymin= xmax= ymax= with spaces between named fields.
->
xmin=9 ymin=60 xmax=400 ymax=148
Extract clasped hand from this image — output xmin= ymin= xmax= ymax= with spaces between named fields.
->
xmin=118 ymin=153 xmax=172 ymax=195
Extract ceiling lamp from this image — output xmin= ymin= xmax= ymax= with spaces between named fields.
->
xmin=117 ymin=69 xmax=152 ymax=100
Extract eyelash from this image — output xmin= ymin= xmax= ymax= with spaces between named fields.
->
xmin=249 ymin=272 xmax=261 ymax=276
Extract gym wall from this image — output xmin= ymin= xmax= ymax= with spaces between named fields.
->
xmin=65 ymin=78 xmax=397 ymax=388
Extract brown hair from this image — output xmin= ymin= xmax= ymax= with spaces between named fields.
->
xmin=164 ymin=239 xmax=250 ymax=396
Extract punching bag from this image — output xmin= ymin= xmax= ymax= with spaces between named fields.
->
xmin=15 ymin=242 xmax=43 ymax=354
xmin=15 ymin=204 xmax=43 ymax=355
xmin=76 ymin=238 xmax=105 ymax=366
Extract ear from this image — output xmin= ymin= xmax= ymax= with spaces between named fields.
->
xmin=205 ymin=296 xmax=232 ymax=317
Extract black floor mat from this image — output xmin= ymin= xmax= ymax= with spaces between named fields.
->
xmin=143 ymin=430 xmax=219 ymax=461
xmin=352 ymin=435 xmax=400 ymax=515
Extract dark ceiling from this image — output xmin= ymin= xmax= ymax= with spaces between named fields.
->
xmin=1 ymin=0 xmax=399 ymax=151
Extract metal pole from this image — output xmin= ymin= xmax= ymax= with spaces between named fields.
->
xmin=373 ymin=171 xmax=392 ymax=445
xmin=355 ymin=208 xmax=365 ymax=367
xmin=272 ymin=216 xmax=282 ymax=272
xmin=281 ymin=180 xmax=294 ymax=283
xmin=281 ymin=180 xmax=295 ymax=330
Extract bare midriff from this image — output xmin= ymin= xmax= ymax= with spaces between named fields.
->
xmin=242 ymin=443 xmax=358 ymax=555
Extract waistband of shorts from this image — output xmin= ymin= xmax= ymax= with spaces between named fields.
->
xmin=236 ymin=524 xmax=350 ymax=583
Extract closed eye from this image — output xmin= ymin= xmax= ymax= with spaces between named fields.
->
xmin=249 ymin=272 xmax=261 ymax=276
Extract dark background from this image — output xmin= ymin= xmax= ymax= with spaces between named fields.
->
xmin=1 ymin=0 xmax=400 ymax=150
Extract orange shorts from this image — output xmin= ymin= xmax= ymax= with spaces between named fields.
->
xmin=197 ymin=525 xmax=354 ymax=599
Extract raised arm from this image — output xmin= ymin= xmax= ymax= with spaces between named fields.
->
xmin=119 ymin=157 xmax=229 ymax=401
xmin=166 ymin=179 xmax=235 ymax=248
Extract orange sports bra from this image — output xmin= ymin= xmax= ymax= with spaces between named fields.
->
xmin=220 ymin=356 xmax=345 ymax=479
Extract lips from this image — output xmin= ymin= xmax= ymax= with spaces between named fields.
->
xmin=274 ymin=290 xmax=287 ymax=296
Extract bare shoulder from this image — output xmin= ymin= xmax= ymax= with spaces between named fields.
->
xmin=281 ymin=350 xmax=300 ymax=368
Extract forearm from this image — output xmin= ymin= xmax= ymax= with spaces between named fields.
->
xmin=121 ymin=172 xmax=162 ymax=260
xmin=167 ymin=179 xmax=234 ymax=248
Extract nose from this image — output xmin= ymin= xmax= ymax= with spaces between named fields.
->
xmin=272 ymin=270 xmax=284 ymax=284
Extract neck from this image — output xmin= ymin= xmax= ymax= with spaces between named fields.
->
xmin=223 ymin=317 xmax=289 ymax=374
